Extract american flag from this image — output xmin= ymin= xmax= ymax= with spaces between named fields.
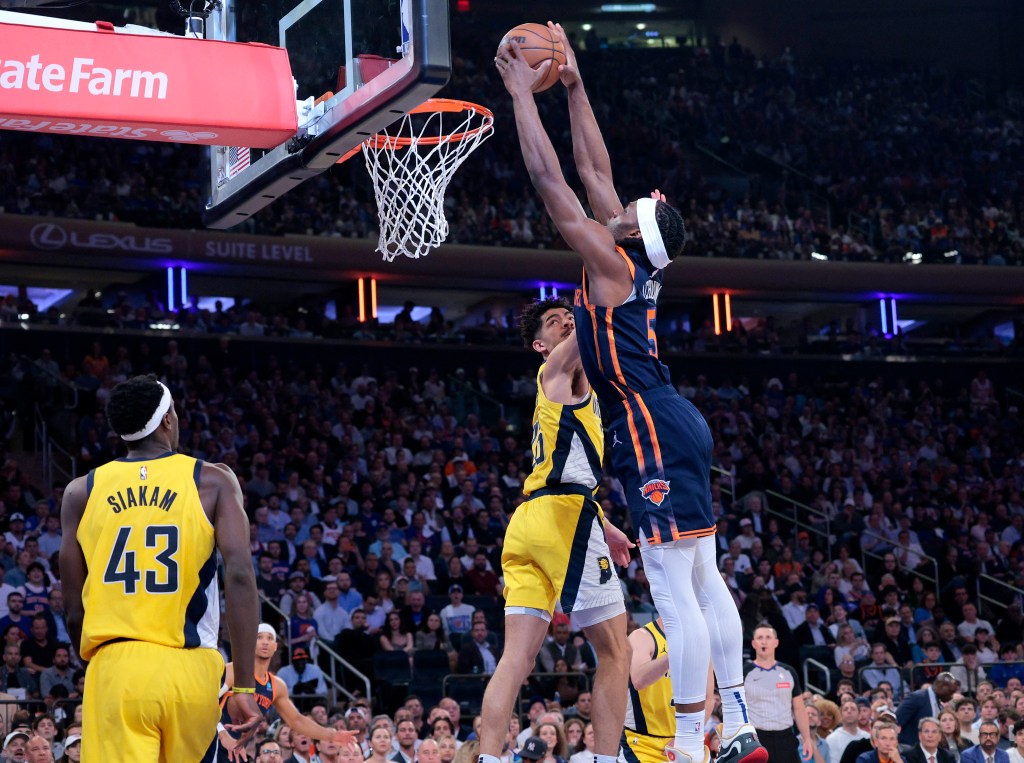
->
xmin=226 ymin=146 xmax=250 ymax=178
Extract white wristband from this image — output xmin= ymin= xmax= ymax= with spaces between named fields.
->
xmin=217 ymin=723 xmax=226 ymax=733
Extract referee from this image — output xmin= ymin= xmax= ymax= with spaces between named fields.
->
xmin=742 ymin=625 xmax=816 ymax=763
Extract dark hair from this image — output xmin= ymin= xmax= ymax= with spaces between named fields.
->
xmin=257 ymin=739 xmax=282 ymax=755
xmin=106 ymin=374 xmax=166 ymax=440
xmin=519 ymin=298 xmax=570 ymax=349
xmin=655 ymin=200 xmax=687 ymax=260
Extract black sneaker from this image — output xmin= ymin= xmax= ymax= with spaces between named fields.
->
xmin=717 ymin=724 xmax=769 ymax=763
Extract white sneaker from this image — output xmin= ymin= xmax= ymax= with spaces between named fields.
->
xmin=717 ymin=724 xmax=768 ymax=763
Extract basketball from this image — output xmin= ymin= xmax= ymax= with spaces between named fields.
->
xmin=499 ymin=22 xmax=567 ymax=93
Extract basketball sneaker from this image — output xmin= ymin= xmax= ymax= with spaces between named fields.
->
xmin=716 ymin=724 xmax=768 ymax=763
xmin=665 ymin=745 xmax=709 ymax=763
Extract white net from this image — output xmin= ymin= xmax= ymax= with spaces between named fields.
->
xmin=361 ymin=99 xmax=494 ymax=261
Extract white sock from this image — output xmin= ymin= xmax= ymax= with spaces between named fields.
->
xmin=595 ymin=755 xmax=618 ymax=763
xmin=673 ymin=710 xmax=705 ymax=758
xmin=479 ymin=755 xmax=500 ymax=763
xmin=719 ymin=686 xmax=750 ymax=738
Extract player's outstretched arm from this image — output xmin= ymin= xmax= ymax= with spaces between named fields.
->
xmin=549 ymin=22 xmax=621 ymax=225
xmin=209 ymin=462 xmax=262 ymax=739
xmin=273 ymin=676 xmax=357 ymax=744
xmin=496 ymin=42 xmax=629 ymax=286
xmin=58 ymin=476 xmax=89 ymax=666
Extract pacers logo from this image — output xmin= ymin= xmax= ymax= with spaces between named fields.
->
xmin=639 ymin=479 xmax=671 ymax=506
xmin=597 ymin=556 xmax=612 ymax=584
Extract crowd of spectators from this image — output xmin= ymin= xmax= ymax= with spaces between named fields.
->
xmin=0 ymin=18 xmax=1021 ymax=267
xmin=1 ymin=324 xmax=1024 ymax=758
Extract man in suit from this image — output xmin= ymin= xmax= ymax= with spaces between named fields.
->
xmin=537 ymin=617 xmax=580 ymax=673
xmin=960 ymin=722 xmax=1010 ymax=763
xmin=457 ymin=621 xmax=500 ymax=675
xmin=895 ymin=672 xmax=960 ymax=747
xmin=792 ymin=603 xmax=836 ymax=650
xmin=904 ymin=718 xmax=957 ymax=763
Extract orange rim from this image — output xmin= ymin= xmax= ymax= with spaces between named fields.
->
xmin=366 ymin=97 xmax=493 ymax=149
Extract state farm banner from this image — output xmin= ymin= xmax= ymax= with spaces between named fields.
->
xmin=0 ymin=21 xmax=297 ymax=148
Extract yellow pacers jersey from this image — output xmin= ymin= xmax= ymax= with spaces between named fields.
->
xmin=78 ymin=452 xmax=219 ymax=661
xmin=523 ymin=363 xmax=604 ymax=496
xmin=624 ymin=620 xmax=674 ymax=738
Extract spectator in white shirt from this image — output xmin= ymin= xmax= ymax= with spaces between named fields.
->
xmin=957 ymin=604 xmax=994 ymax=641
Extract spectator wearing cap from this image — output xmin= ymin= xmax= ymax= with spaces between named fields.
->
xmin=439 ymin=585 xmax=474 ymax=639
xmin=5 ymin=513 xmax=28 ymax=553
xmin=878 ymin=618 xmax=914 ymax=669
xmin=3 ymin=729 xmax=28 ymax=761
xmin=793 ymin=603 xmax=836 ymax=650
xmin=280 ymin=572 xmax=321 ymax=615
xmin=519 ymin=736 xmax=547 ymax=763
xmin=897 ymin=672 xmax=960 ymax=747
xmin=277 ymin=646 xmax=327 ymax=697
xmin=61 ymin=733 xmax=81 ymax=762
xmin=735 ymin=517 xmax=759 ymax=550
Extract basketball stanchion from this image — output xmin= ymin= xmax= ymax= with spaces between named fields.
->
xmin=352 ymin=98 xmax=494 ymax=261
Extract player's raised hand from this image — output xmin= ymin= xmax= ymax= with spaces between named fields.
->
xmin=604 ymin=522 xmax=636 ymax=567
xmin=495 ymin=41 xmax=551 ymax=96
xmin=650 ymin=188 xmax=667 ymax=203
xmin=548 ymin=22 xmax=581 ymax=89
xmin=224 ymin=692 xmax=262 ymax=756
xmin=333 ymin=730 xmax=359 ymax=745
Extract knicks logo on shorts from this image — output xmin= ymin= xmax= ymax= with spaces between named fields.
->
xmin=597 ymin=556 xmax=612 ymax=584
xmin=639 ymin=479 xmax=671 ymax=506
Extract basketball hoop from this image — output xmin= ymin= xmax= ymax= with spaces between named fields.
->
xmin=360 ymin=98 xmax=494 ymax=261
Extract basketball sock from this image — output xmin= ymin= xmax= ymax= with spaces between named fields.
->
xmin=719 ymin=686 xmax=750 ymax=739
xmin=479 ymin=754 xmax=500 ymax=763
xmin=673 ymin=711 xmax=705 ymax=759
xmin=595 ymin=755 xmax=618 ymax=763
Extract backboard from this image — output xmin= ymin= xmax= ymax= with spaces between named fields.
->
xmin=203 ymin=0 xmax=451 ymax=229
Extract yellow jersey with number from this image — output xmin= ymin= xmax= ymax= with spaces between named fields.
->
xmin=77 ymin=452 xmax=220 ymax=661
xmin=523 ymin=363 xmax=603 ymax=496
xmin=624 ymin=620 xmax=674 ymax=738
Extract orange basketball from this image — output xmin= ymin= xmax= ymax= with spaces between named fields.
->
xmin=500 ymin=22 xmax=567 ymax=93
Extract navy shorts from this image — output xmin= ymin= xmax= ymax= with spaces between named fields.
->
xmin=606 ymin=385 xmax=716 ymax=545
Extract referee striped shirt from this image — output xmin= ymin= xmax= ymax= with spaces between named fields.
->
xmin=742 ymin=660 xmax=801 ymax=731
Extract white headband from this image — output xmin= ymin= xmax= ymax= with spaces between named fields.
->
xmin=121 ymin=381 xmax=172 ymax=442
xmin=636 ymin=197 xmax=670 ymax=270
xmin=258 ymin=623 xmax=278 ymax=639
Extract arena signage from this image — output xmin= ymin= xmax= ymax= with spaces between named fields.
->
xmin=0 ymin=20 xmax=297 ymax=148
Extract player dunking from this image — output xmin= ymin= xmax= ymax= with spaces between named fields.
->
xmin=216 ymin=624 xmax=356 ymax=761
xmin=496 ymin=26 xmax=767 ymax=763
xmin=60 ymin=374 xmax=261 ymax=761
xmin=476 ymin=298 xmax=631 ymax=763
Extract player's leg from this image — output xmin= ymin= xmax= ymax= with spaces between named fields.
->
xmin=640 ymin=539 xmax=709 ymax=761
xmin=692 ymin=535 xmax=766 ymax=763
xmin=477 ymin=612 xmax=550 ymax=760
xmin=160 ymin=645 xmax=226 ymax=763
xmin=580 ymin=607 xmax=630 ymax=758
xmin=82 ymin=641 xmax=164 ymax=760
xmin=479 ymin=504 xmax=556 ymax=763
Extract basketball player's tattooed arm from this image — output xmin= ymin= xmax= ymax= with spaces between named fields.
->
xmin=58 ymin=476 xmax=89 ymax=666
xmin=496 ymin=41 xmax=631 ymax=297
xmin=548 ymin=21 xmax=622 ymax=225
xmin=209 ymin=462 xmax=262 ymax=741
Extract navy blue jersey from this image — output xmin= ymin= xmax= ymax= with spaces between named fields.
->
xmin=219 ymin=671 xmax=276 ymax=739
xmin=572 ymin=244 xmax=671 ymax=405
xmin=574 ymin=243 xmax=717 ymax=544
